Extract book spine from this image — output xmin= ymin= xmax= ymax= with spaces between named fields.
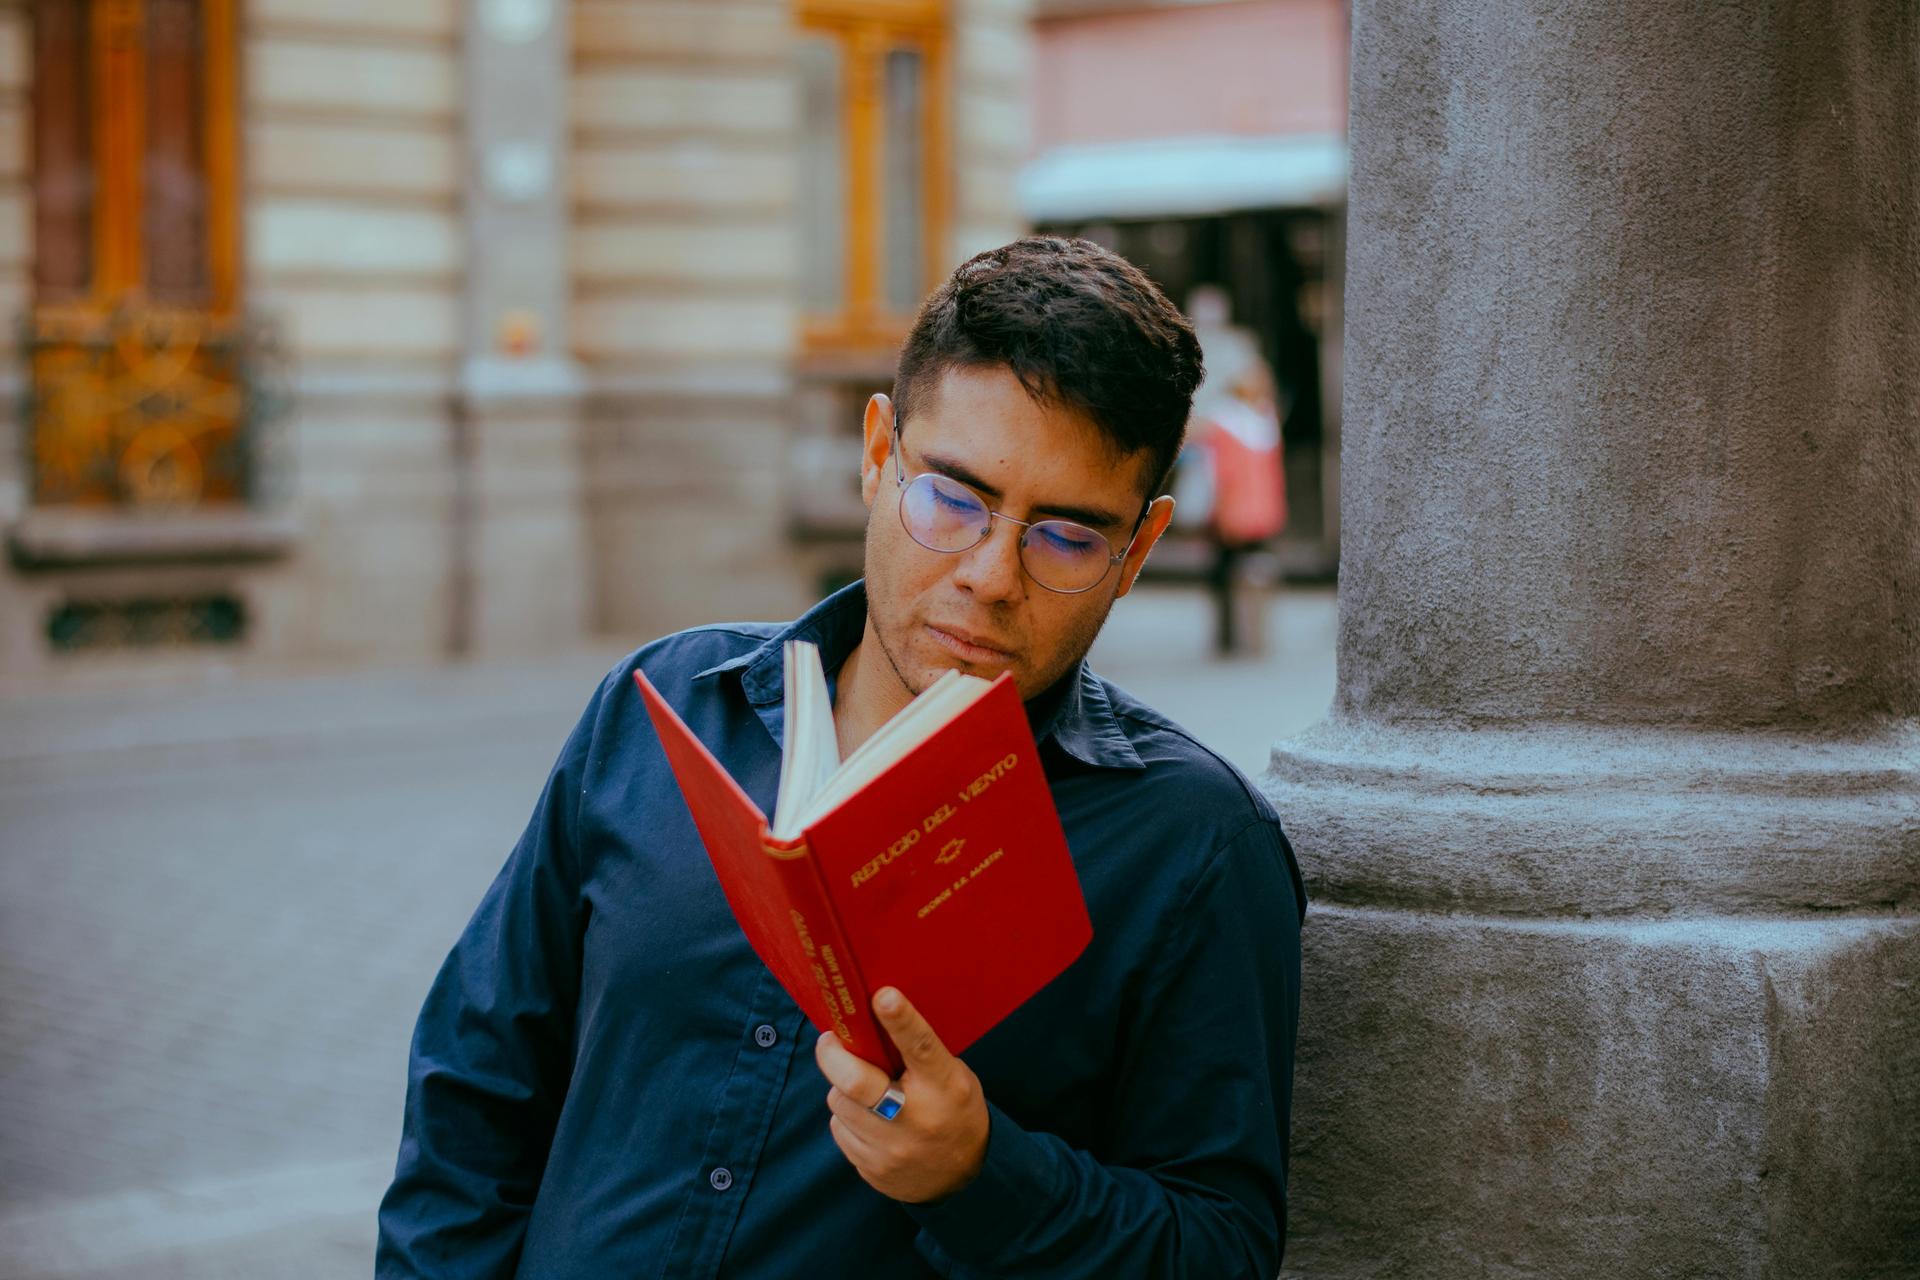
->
xmin=765 ymin=838 xmax=896 ymax=1073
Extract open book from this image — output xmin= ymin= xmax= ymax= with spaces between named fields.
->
xmin=634 ymin=641 xmax=1092 ymax=1073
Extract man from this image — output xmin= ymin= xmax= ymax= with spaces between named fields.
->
xmin=377 ymin=237 xmax=1306 ymax=1278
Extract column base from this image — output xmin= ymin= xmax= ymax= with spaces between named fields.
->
xmin=1280 ymin=905 xmax=1918 ymax=1278
xmin=1267 ymin=719 xmax=1920 ymax=1277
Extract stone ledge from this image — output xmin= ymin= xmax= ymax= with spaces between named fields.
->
xmin=1272 ymin=716 xmax=1920 ymax=797
xmin=459 ymin=356 xmax=586 ymax=406
xmin=1265 ymin=717 xmax=1920 ymax=916
xmin=8 ymin=509 xmax=301 ymax=570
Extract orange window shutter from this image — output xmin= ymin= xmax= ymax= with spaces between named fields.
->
xmin=201 ymin=0 xmax=239 ymax=314
xmin=844 ymin=24 xmax=883 ymax=335
xmin=31 ymin=0 xmax=93 ymax=300
xmin=143 ymin=0 xmax=208 ymax=305
xmin=91 ymin=0 xmax=144 ymax=300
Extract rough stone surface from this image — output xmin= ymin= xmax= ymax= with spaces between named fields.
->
xmin=1335 ymin=0 xmax=1919 ymax=730
xmin=1284 ymin=908 xmax=1920 ymax=1279
xmin=1269 ymin=1 xmax=1920 ymax=1274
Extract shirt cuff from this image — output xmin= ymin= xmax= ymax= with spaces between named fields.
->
xmin=903 ymin=1100 xmax=1062 ymax=1265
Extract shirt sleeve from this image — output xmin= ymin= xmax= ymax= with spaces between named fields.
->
xmin=374 ymin=669 xmax=614 ymax=1279
xmin=905 ymin=817 xmax=1305 ymax=1279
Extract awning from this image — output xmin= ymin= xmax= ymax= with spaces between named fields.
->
xmin=1019 ymin=133 xmax=1348 ymax=223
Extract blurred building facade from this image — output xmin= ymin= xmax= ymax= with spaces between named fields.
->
xmin=1025 ymin=0 xmax=1347 ymax=578
xmin=0 ymin=0 xmax=1032 ymax=678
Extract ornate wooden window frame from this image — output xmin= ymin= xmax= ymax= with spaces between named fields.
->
xmin=20 ymin=0 xmax=275 ymax=526
xmin=795 ymin=0 xmax=951 ymax=355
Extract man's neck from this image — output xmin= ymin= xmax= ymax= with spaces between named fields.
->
xmin=830 ymin=620 xmax=917 ymax=760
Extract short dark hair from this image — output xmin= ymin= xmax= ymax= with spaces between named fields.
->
xmin=893 ymin=236 xmax=1204 ymax=503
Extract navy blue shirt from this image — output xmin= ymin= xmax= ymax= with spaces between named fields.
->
xmin=378 ymin=582 xmax=1304 ymax=1279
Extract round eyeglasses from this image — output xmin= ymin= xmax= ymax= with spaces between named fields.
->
xmin=892 ymin=431 xmax=1145 ymax=595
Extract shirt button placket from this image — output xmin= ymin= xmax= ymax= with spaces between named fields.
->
xmin=753 ymin=1023 xmax=778 ymax=1048
xmin=708 ymin=1166 xmax=734 ymax=1192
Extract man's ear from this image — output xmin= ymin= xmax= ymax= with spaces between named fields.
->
xmin=859 ymin=394 xmax=896 ymax=509
xmin=1114 ymin=494 xmax=1175 ymax=599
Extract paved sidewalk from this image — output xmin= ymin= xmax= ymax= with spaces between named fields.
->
xmin=0 ymin=585 xmax=1335 ymax=1279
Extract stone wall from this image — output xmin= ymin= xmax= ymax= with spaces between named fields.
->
xmin=0 ymin=0 xmax=43 ymax=675
xmin=0 ymin=2 xmax=24 ymax=376
xmin=951 ymin=0 xmax=1032 ymax=262
xmin=570 ymin=0 xmax=810 ymax=638
xmin=247 ymin=0 xmax=463 ymax=660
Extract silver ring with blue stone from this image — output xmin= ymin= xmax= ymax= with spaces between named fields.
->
xmin=869 ymin=1084 xmax=906 ymax=1121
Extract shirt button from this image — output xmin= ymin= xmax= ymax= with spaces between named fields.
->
xmin=753 ymin=1023 xmax=778 ymax=1048
xmin=709 ymin=1167 xmax=734 ymax=1192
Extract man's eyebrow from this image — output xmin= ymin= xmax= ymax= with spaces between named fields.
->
xmin=917 ymin=449 xmax=1132 ymax=530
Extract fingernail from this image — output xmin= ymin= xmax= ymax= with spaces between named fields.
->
xmin=876 ymin=988 xmax=901 ymax=1014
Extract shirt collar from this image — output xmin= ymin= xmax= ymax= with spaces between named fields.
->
xmin=691 ymin=578 xmax=869 ymax=703
xmin=693 ymin=580 xmax=1144 ymax=772
xmin=1022 ymin=651 xmax=1145 ymax=772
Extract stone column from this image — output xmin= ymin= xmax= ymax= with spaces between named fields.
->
xmin=452 ymin=0 xmax=589 ymax=655
xmin=1266 ymin=2 xmax=1918 ymax=1276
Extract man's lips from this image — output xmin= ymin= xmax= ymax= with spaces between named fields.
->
xmin=926 ymin=624 xmax=1015 ymax=662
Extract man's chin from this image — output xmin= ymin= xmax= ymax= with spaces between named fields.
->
xmin=908 ymin=643 xmax=1061 ymax=705
xmin=868 ymin=610 xmax=1025 ymax=699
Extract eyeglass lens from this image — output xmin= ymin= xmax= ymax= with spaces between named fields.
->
xmin=900 ymin=472 xmax=1114 ymax=593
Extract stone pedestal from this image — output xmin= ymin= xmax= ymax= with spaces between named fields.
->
xmin=1267 ymin=2 xmax=1919 ymax=1274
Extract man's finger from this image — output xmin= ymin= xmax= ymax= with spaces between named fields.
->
xmin=825 ymin=1085 xmax=894 ymax=1130
xmin=828 ymin=1113 xmax=880 ymax=1166
xmin=872 ymin=987 xmax=951 ymax=1077
xmin=814 ymin=1029 xmax=888 ymax=1098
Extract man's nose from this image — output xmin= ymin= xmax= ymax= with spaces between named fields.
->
xmin=950 ymin=515 xmax=1026 ymax=602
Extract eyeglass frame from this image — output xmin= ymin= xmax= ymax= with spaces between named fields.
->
xmin=889 ymin=426 xmax=1155 ymax=596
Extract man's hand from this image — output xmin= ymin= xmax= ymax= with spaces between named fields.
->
xmin=813 ymin=987 xmax=990 ymax=1204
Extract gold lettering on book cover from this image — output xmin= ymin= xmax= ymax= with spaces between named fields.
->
xmin=914 ymin=847 xmax=1005 ymax=920
xmin=790 ymin=909 xmax=818 ymax=958
xmin=849 ymin=825 xmax=920 ymax=889
xmin=811 ymin=960 xmax=852 ymax=1041
xmin=820 ymin=944 xmax=858 ymax=1016
xmin=848 ymin=752 xmax=1023 ymax=890
xmin=957 ymin=752 xmax=1020 ymax=804
xmin=791 ymin=909 xmax=852 ymax=1041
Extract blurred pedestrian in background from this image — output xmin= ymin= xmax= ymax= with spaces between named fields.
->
xmin=1181 ymin=286 xmax=1288 ymax=655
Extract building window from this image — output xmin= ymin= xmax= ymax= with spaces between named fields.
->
xmin=27 ymin=0 xmax=253 ymax=509
xmin=795 ymin=0 xmax=948 ymax=353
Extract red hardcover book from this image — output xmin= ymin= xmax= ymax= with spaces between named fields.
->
xmin=634 ymin=642 xmax=1092 ymax=1073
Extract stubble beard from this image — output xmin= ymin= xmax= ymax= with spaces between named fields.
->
xmin=862 ymin=526 xmax=1120 ymax=707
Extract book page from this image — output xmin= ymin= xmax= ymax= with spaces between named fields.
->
xmin=773 ymin=641 xmax=842 ymax=839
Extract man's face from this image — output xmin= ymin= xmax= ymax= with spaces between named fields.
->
xmin=856 ymin=364 xmax=1174 ymax=703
